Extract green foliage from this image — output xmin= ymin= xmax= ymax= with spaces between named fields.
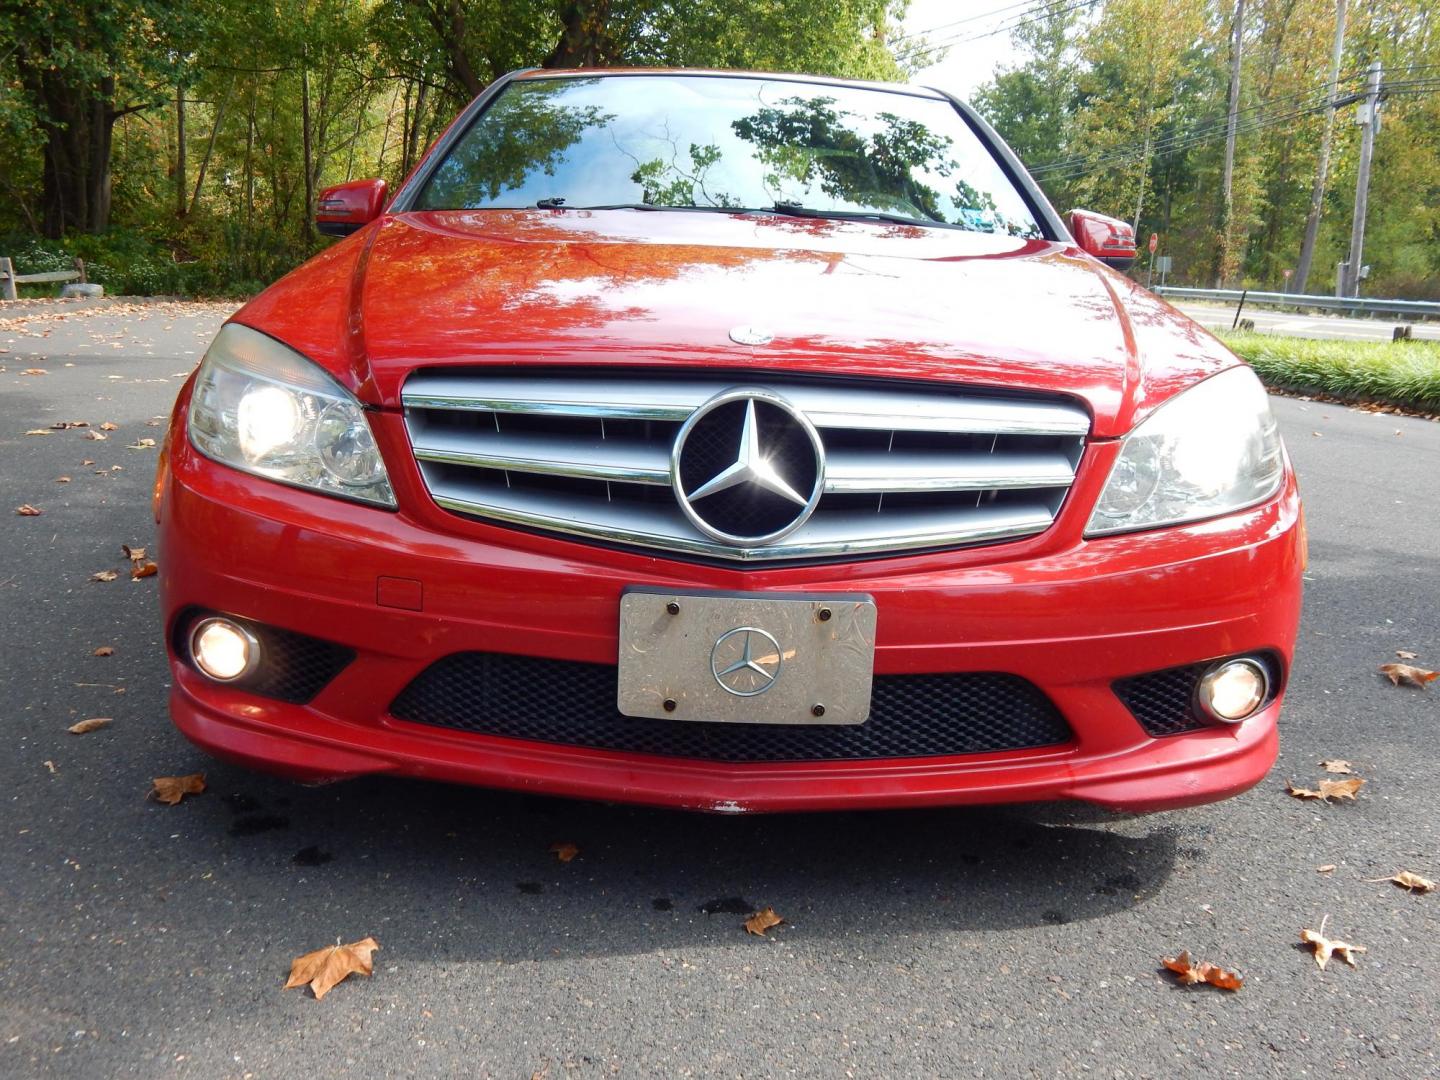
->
xmin=1225 ymin=331 xmax=1440 ymax=408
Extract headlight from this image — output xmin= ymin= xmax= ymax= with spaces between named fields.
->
xmin=188 ymin=323 xmax=396 ymax=508
xmin=1086 ymin=365 xmax=1282 ymax=536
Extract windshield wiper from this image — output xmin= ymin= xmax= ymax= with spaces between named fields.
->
xmin=766 ymin=201 xmax=954 ymax=230
xmin=531 ymin=201 xmax=739 ymax=213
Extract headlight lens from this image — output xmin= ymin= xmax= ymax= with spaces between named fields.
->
xmin=188 ymin=323 xmax=395 ymax=507
xmin=1086 ymin=366 xmax=1283 ymax=536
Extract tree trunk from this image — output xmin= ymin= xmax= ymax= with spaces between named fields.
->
xmin=190 ymin=82 xmax=233 ymax=216
xmin=301 ymin=60 xmax=314 ymax=242
xmin=544 ymin=0 xmax=614 ymax=68
xmin=176 ymin=85 xmax=187 ymax=218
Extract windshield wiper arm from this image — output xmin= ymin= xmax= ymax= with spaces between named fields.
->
xmin=531 ymin=201 xmax=740 ymax=213
xmin=767 ymin=201 xmax=951 ymax=230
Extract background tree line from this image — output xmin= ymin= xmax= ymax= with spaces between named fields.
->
xmin=0 ymin=0 xmax=1435 ymax=298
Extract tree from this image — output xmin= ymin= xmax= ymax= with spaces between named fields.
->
xmin=1 ymin=0 xmax=201 ymax=236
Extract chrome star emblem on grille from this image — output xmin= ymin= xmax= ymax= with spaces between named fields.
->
xmin=671 ymin=388 xmax=825 ymax=547
xmin=710 ymin=626 xmax=784 ymax=696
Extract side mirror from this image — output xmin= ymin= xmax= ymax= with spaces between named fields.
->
xmin=1069 ymin=209 xmax=1137 ymax=270
xmin=315 ymin=179 xmax=388 ymax=238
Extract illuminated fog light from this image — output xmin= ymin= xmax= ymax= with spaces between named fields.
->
xmin=1197 ymin=659 xmax=1268 ymax=723
xmin=190 ymin=618 xmax=259 ymax=682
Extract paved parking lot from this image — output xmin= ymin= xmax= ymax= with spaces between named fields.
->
xmin=2 ymin=300 xmax=1438 ymax=1078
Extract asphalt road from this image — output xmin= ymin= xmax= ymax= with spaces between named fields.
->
xmin=1173 ymin=300 xmax=1440 ymax=343
xmin=2 ymin=299 xmax=1438 ymax=1079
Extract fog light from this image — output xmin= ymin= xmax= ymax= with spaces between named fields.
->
xmin=1197 ymin=659 xmax=1268 ymax=723
xmin=190 ymin=618 xmax=259 ymax=682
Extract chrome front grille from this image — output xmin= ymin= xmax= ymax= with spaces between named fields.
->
xmin=401 ymin=371 xmax=1089 ymax=562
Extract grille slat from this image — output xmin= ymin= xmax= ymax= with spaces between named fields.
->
xmin=402 ymin=371 xmax=1089 ymax=562
xmin=389 ymin=653 xmax=1074 ymax=762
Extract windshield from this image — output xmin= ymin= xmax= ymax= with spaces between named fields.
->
xmin=414 ymin=74 xmax=1043 ymax=237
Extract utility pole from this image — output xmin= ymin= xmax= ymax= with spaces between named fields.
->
xmin=1292 ymin=0 xmax=1347 ymax=294
xmin=1217 ymin=0 xmax=1245 ymax=287
xmin=1341 ymin=61 xmax=1382 ymax=298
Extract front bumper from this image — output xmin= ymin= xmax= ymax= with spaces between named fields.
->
xmin=158 ymin=397 xmax=1303 ymax=814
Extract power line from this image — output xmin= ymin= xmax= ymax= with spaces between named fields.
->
xmin=895 ymin=0 xmax=1099 ymax=66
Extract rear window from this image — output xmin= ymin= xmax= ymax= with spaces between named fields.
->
xmin=415 ymin=74 xmax=1042 ymax=237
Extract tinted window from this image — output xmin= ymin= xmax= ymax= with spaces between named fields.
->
xmin=416 ymin=75 xmax=1042 ymax=237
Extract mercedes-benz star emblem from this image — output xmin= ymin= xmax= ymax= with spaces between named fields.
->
xmin=728 ymin=325 xmax=774 ymax=346
xmin=671 ymin=388 xmax=825 ymax=547
xmin=710 ymin=626 xmax=783 ymax=696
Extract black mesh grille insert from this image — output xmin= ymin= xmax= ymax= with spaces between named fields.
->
xmin=388 ymin=653 xmax=1073 ymax=762
xmin=176 ymin=608 xmax=355 ymax=705
xmin=1113 ymin=663 xmax=1210 ymax=737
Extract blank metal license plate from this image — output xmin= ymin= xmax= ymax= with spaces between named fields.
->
xmin=617 ymin=589 xmax=877 ymax=725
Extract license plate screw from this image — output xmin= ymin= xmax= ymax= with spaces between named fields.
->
xmin=811 ymin=703 xmax=826 ymax=717
xmin=663 ymin=698 xmax=677 ymax=712
xmin=816 ymin=607 xmax=832 ymax=622
xmin=665 ymin=601 xmax=680 ymax=615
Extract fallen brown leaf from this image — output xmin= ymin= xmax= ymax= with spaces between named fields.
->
xmin=51 ymin=420 xmax=88 ymax=429
xmin=1317 ymin=864 xmax=1337 ymax=874
xmin=90 ymin=570 xmax=119 ymax=582
xmin=55 ymin=476 xmax=71 ymax=483
xmin=21 ymin=368 xmax=47 ymax=375
xmin=1287 ymin=778 xmax=1365 ymax=802
xmin=1301 ymin=923 xmax=1365 ymax=970
xmin=130 ymin=561 xmax=158 ymax=580
xmin=81 ymin=459 xmax=94 ymax=465
xmin=1319 ymin=760 xmax=1353 ymax=775
xmin=149 ymin=773 xmax=205 ymax=805
xmin=127 ymin=438 xmax=156 ymax=450
xmin=1367 ymin=870 xmax=1436 ymax=894
xmin=93 ymin=646 xmax=114 ymax=656
xmin=16 ymin=504 xmax=42 ymax=516
xmin=1161 ymin=950 xmax=1244 ymax=991
xmin=284 ymin=938 xmax=379 ymax=1000
xmin=549 ymin=841 xmax=580 ymax=863
xmin=99 ymin=422 xmax=118 ymax=431
xmin=23 ymin=429 xmax=53 ymax=436
xmin=43 ymin=760 xmax=57 ymax=774
xmin=744 ymin=907 xmax=784 ymax=937
xmin=121 ymin=544 xmax=146 ymax=563
xmin=1378 ymin=663 xmax=1438 ymax=688
xmin=83 ymin=430 xmax=106 ymax=441
xmin=1396 ymin=650 xmax=1417 ymax=660
xmin=68 ymin=718 xmax=112 ymax=735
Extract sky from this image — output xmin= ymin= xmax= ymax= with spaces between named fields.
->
xmin=897 ymin=0 xmax=1028 ymax=98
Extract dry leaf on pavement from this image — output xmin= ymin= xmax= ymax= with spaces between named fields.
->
xmin=83 ymin=430 xmax=106 ymax=441
xmin=1319 ymin=760 xmax=1353 ymax=774
xmin=121 ymin=544 xmax=146 ymax=563
xmin=127 ymin=438 xmax=156 ymax=450
xmin=149 ymin=773 xmax=206 ymax=805
xmin=99 ymin=422 xmax=118 ymax=431
xmin=1396 ymin=650 xmax=1417 ymax=659
xmin=68 ymin=718 xmax=112 ymax=734
xmin=744 ymin=907 xmax=784 ymax=937
xmin=1301 ymin=922 xmax=1365 ymax=970
xmin=1366 ymin=871 xmax=1436 ymax=894
xmin=23 ymin=429 xmax=53 ymax=436
xmin=51 ymin=420 xmax=88 ymax=429
xmin=21 ymin=368 xmax=47 ymax=376
xmin=1378 ymin=663 xmax=1438 ymax=688
xmin=284 ymin=938 xmax=380 ymax=1000
xmin=1317 ymin=864 xmax=1336 ymax=874
xmin=15 ymin=504 xmax=42 ymax=516
xmin=130 ymin=561 xmax=158 ymax=580
xmin=549 ymin=842 xmax=579 ymax=863
xmin=91 ymin=570 xmax=119 ymax=582
xmin=93 ymin=646 xmax=114 ymax=656
xmin=1287 ymin=778 xmax=1365 ymax=802
xmin=1161 ymin=951 xmax=1243 ymax=991
xmin=55 ymin=476 xmax=70 ymax=483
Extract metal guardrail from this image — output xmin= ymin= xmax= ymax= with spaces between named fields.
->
xmin=1155 ymin=286 xmax=1440 ymax=320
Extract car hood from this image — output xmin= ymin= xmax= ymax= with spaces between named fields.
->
xmin=234 ymin=209 xmax=1239 ymax=438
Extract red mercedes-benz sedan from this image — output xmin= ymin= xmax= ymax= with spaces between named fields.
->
xmin=155 ymin=69 xmax=1303 ymax=814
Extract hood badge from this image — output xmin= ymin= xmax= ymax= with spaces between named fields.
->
xmin=729 ymin=325 xmax=774 ymax=346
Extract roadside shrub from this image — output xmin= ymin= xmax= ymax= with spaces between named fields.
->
xmin=1223 ymin=332 xmax=1440 ymax=410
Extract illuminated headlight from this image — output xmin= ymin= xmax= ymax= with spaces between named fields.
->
xmin=188 ymin=324 xmax=395 ymax=507
xmin=190 ymin=617 xmax=258 ymax=681
xmin=1086 ymin=366 xmax=1283 ymax=536
xmin=1196 ymin=658 xmax=1269 ymax=723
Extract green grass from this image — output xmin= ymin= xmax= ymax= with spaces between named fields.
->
xmin=1221 ymin=332 xmax=1440 ymax=411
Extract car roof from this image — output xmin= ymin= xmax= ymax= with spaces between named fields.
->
xmin=512 ymin=67 xmax=949 ymax=101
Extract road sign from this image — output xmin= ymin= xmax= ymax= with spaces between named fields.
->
xmin=1148 ymin=232 xmax=1158 ymax=255
xmin=1155 ymin=256 xmax=1172 ymax=273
